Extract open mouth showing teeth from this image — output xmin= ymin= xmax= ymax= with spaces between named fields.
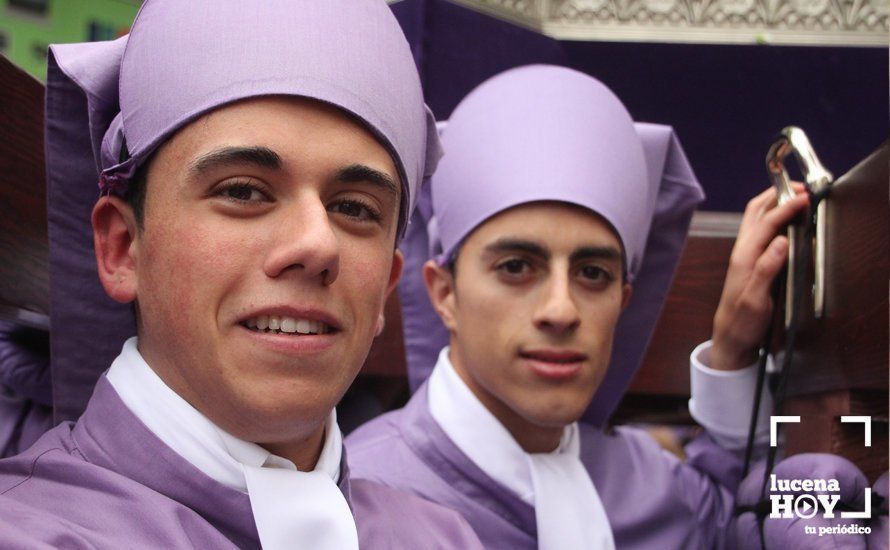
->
xmin=242 ymin=315 xmax=333 ymax=335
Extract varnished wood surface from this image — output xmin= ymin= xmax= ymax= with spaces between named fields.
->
xmin=629 ymin=214 xmax=739 ymax=397
xmin=0 ymin=55 xmax=49 ymax=328
xmin=781 ymin=142 xmax=889 ymax=483
xmin=786 ymin=142 xmax=889 ymax=396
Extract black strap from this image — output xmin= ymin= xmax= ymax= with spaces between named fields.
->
xmin=741 ymin=277 xmax=783 ymax=478
xmin=739 ymin=186 xmax=830 ymax=543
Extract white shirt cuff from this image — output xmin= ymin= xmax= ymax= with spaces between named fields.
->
xmin=687 ymin=340 xmax=773 ymax=451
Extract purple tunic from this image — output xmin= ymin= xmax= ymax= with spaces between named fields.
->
xmin=0 ymin=378 xmax=482 ymax=549
xmin=347 ymin=384 xmax=739 ymax=549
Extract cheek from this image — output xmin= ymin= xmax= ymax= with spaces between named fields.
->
xmin=338 ymin=241 xmax=394 ymax=321
xmin=139 ymin=215 xmax=246 ymax=323
xmin=578 ymin=293 xmax=625 ymax=376
xmin=469 ymin=281 xmax=532 ymax=341
xmin=454 ymin=283 xmax=524 ymax=365
xmin=589 ymin=293 xmax=625 ymax=340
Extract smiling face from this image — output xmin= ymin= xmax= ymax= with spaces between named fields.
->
xmin=95 ymin=96 xmax=402 ymax=454
xmin=425 ymin=202 xmax=631 ymax=452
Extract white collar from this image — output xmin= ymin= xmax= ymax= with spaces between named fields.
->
xmin=428 ymin=346 xmax=545 ymax=503
xmin=427 ymin=346 xmax=615 ymax=550
xmin=106 ymin=337 xmax=357 ymax=550
xmin=106 ymin=337 xmax=341 ymax=489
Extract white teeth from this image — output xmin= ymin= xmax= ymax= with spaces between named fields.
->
xmin=280 ymin=317 xmax=297 ymax=333
xmin=245 ymin=315 xmax=330 ymax=335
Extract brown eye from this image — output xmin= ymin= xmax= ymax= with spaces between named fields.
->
xmin=496 ymin=258 xmax=533 ymax=278
xmin=328 ymin=199 xmax=381 ymax=222
xmin=215 ymin=181 xmax=269 ymax=203
xmin=579 ymin=264 xmax=614 ymax=286
xmin=502 ymin=259 xmax=527 ymax=274
xmin=227 ymin=186 xmax=262 ymax=201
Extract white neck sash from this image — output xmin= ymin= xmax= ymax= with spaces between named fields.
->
xmin=427 ymin=347 xmax=615 ymax=550
xmin=106 ymin=337 xmax=358 ymax=550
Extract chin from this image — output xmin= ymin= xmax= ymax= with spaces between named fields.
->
xmin=236 ymin=412 xmax=330 ymax=446
xmin=545 ymin=377 xmax=600 ymax=414
xmin=519 ymin=397 xmax=589 ymax=429
xmin=220 ymin=388 xmax=334 ymax=440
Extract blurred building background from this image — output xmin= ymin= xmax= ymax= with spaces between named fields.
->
xmin=0 ymin=0 xmax=140 ymax=80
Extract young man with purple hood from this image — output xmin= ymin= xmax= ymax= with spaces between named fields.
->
xmin=346 ymin=65 xmax=884 ymax=548
xmin=0 ymin=1 xmax=484 ymax=548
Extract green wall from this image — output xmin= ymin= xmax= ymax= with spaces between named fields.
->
xmin=0 ymin=0 xmax=141 ymax=80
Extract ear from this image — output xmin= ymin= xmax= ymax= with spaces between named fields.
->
xmin=374 ymin=313 xmax=386 ymax=337
xmin=422 ymin=259 xmax=458 ymax=331
xmin=374 ymin=250 xmax=404 ymax=337
xmin=92 ymin=196 xmax=139 ymax=304
xmin=620 ymin=283 xmax=633 ymax=312
xmin=386 ymin=249 xmax=404 ymax=297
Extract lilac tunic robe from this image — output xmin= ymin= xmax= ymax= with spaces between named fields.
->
xmin=0 ymin=378 xmax=482 ymax=549
xmin=347 ymin=384 xmax=740 ymax=549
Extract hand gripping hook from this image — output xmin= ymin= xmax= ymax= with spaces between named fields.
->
xmin=765 ymin=127 xmax=833 ymax=326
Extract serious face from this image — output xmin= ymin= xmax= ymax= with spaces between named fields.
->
xmin=104 ymin=96 xmax=402 ymax=446
xmin=427 ymin=202 xmax=630 ymax=445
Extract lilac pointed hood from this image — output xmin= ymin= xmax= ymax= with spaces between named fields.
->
xmin=45 ymin=0 xmax=439 ymax=422
xmin=402 ymin=65 xmax=705 ymax=425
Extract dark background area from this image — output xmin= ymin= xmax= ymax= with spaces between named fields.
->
xmin=391 ymin=0 xmax=888 ymax=212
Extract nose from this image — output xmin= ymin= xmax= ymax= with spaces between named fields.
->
xmin=263 ymin=196 xmax=340 ymax=285
xmin=532 ymin=273 xmax=580 ymax=334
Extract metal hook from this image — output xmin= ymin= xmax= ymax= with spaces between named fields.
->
xmin=765 ymin=127 xmax=833 ymax=326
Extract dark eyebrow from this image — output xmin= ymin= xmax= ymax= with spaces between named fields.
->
xmin=189 ymin=146 xmax=282 ymax=176
xmin=483 ymin=239 xmax=550 ymax=259
xmin=335 ymin=164 xmax=400 ymax=199
xmin=569 ymin=246 xmax=623 ymax=264
xmin=483 ymin=239 xmax=622 ymax=264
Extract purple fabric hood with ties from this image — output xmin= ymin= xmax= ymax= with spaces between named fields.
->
xmin=44 ymin=0 xmax=442 ymax=422
xmin=399 ymin=64 xmax=705 ymax=425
